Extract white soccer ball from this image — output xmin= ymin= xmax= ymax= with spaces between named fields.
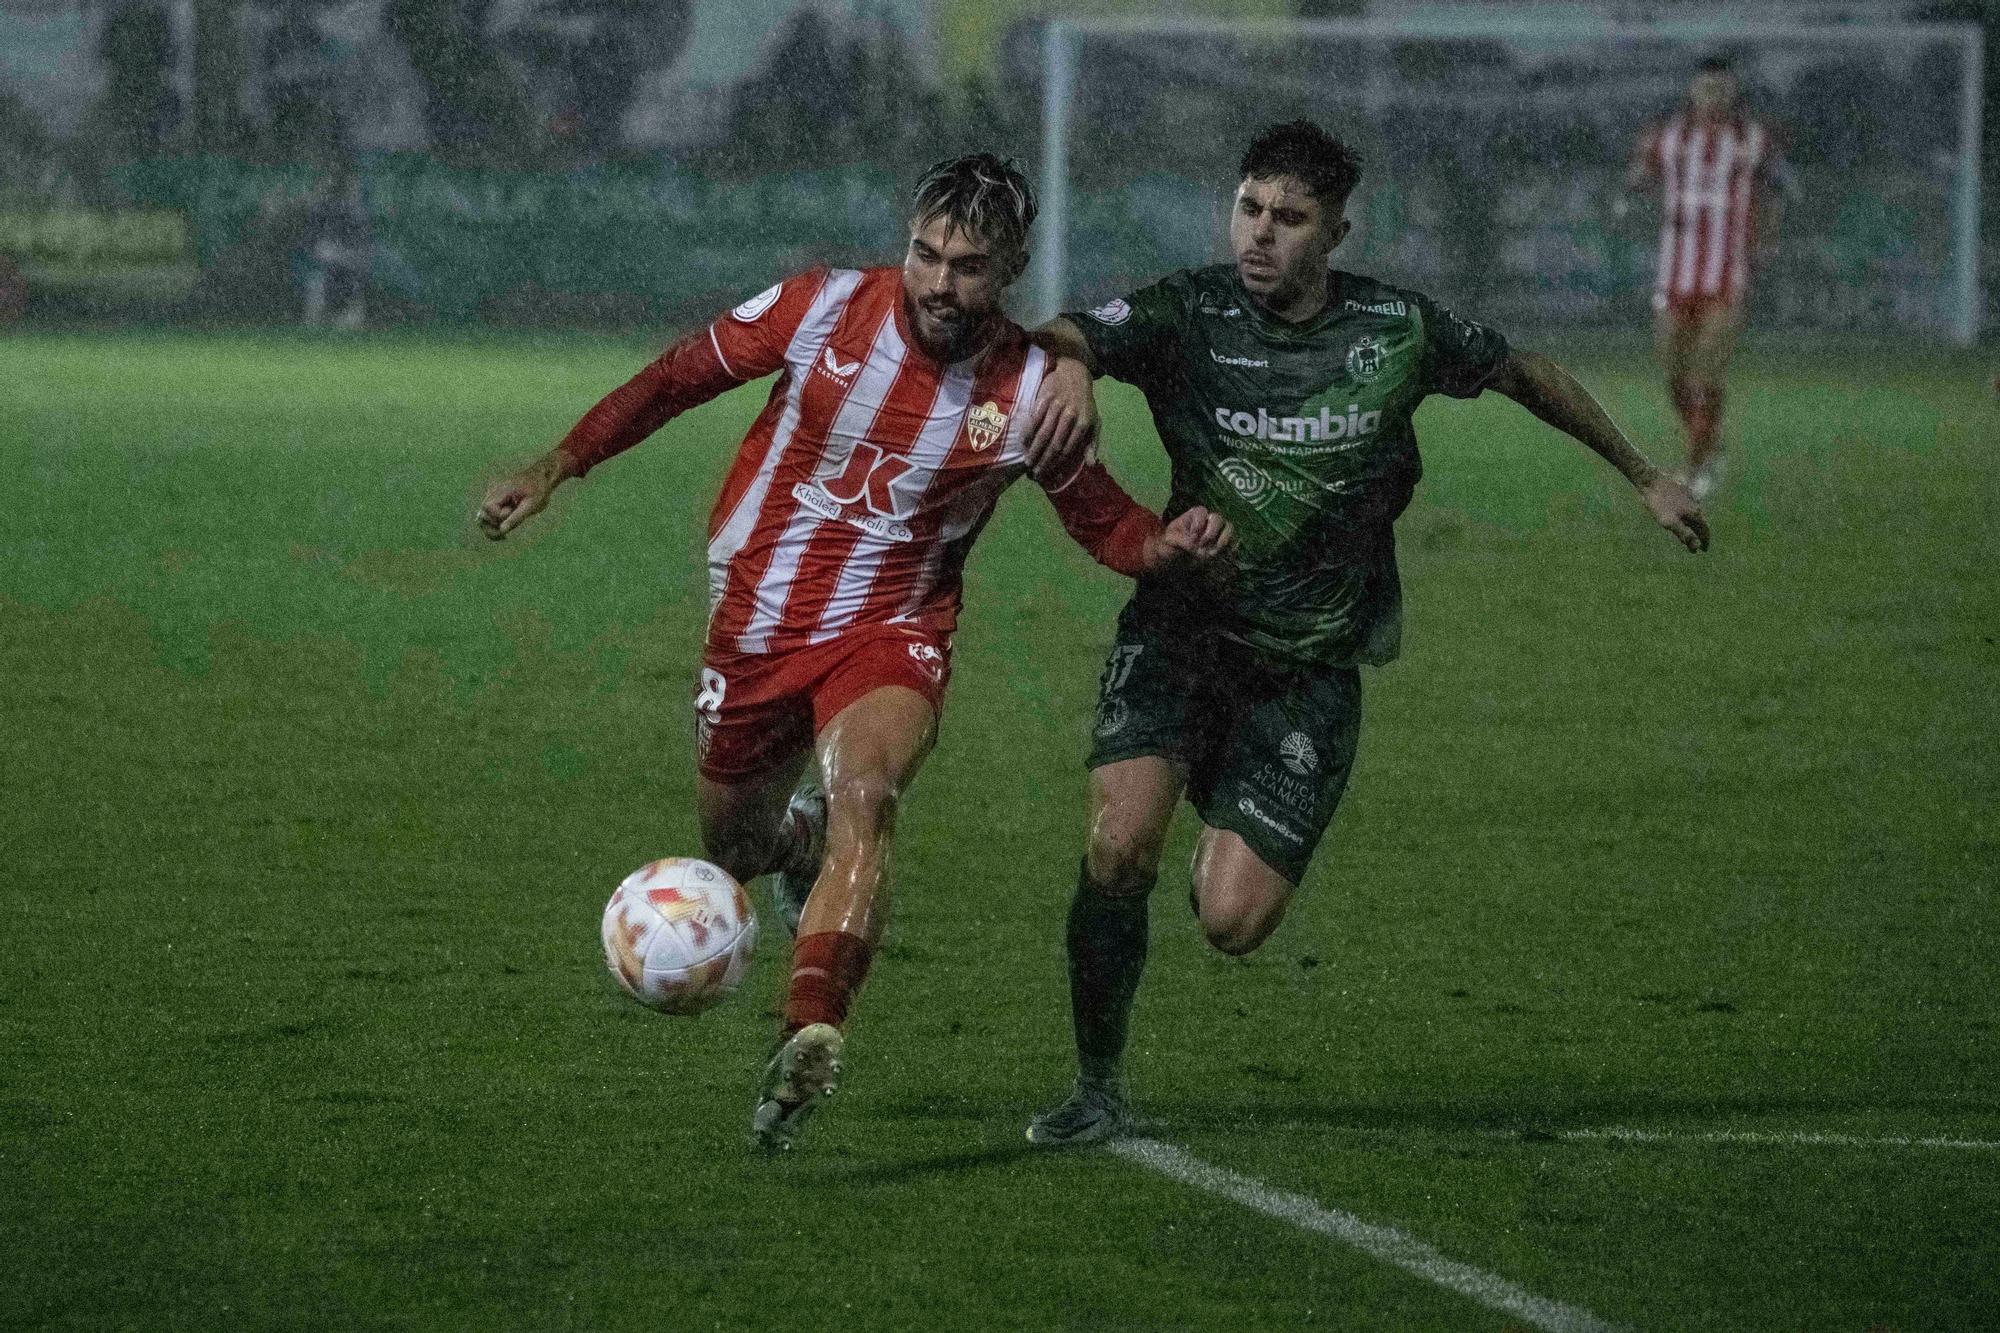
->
xmin=600 ymin=858 xmax=757 ymax=1016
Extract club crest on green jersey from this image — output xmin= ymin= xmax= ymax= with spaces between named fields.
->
xmin=1346 ymin=335 xmax=1385 ymax=383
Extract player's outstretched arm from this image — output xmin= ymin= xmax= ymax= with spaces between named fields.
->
xmin=1486 ymin=348 xmax=1710 ymax=553
xmin=1039 ymin=456 xmax=1232 ymax=579
xmin=477 ymin=446 xmax=582 ymax=540
xmin=475 ymin=310 xmax=765 ymax=541
xmin=1022 ymin=317 xmax=1103 ymax=483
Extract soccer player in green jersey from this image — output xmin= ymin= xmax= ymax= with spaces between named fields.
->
xmin=1025 ymin=120 xmax=1711 ymax=1146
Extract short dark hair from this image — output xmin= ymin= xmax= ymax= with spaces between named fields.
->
xmin=1697 ymin=53 xmax=1739 ymax=76
xmin=1239 ymin=120 xmax=1362 ymax=209
xmin=910 ymin=153 xmax=1038 ymax=256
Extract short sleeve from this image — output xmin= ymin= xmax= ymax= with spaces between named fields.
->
xmin=1413 ymin=291 xmax=1509 ymax=400
xmin=708 ymin=267 xmax=830 ymax=381
xmin=1062 ymin=273 xmax=1189 ymax=388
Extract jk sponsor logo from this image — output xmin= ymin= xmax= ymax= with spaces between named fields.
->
xmin=792 ymin=482 xmax=913 ymax=542
xmin=794 ymin=441 xmax=917 ymax=541
xmin=1237 ymin=795 xmax=1305 ymax=844
xmin=1214 ymin=402 xmax=1382 ymax=445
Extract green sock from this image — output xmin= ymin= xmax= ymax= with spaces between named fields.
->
xmin=1066 ymin=860 xmax=1152 ymax=1085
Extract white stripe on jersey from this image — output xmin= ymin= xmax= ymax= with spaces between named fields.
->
xmin=705 ymin=268 xmax=862 ymax=617
xmin=707 ymin=325 xmax=738 ymax=380
xmin=991 ymin=347 xmax=1049 ymax=472
xmin=810 ymin=359 xmax=976 ymax=643
xmin=737 ymin=299 xmax=905 ymax=652
xmin=887 ymin=345 xmax=1049 ymax=626
xmin=1700 ymin=126 xmax=1737 ymax=294
xmin=1672 ymin=123 xmax=1708 ymax=296
xmin=1654 ymin=120 xmax=1681 ymax=302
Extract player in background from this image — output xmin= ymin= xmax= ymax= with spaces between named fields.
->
xmin=1621 ymin=55 xmax=1794 ymax=501
xmin=1022 ymin=120 xmax=1710 ymax=1147
xmin=476 ymin=154 xmax=1233 ymax=1153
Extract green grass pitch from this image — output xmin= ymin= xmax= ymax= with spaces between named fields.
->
xmin=4 ymin=327 xmax=1996 ymax=1330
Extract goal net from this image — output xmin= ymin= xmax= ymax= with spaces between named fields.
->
xmin=1034 ymin=16 xmax=1984 ymax=343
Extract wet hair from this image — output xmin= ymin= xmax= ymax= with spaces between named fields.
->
xmin=1697 ymin=54 xmax=1739 ymax=76
xmin=910 ymin=153 xmax=1038 ymax=257
xmin=1239 ymin=120 xmax=1362 ymax=209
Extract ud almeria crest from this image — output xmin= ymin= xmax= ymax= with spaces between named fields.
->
xmin=966 ymin=400 xmax=1007 ymax=452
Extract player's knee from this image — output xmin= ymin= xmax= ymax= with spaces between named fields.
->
xmin=1192 ymin=879 xmax=1288 ymax=956
xmin=1199 ymin=906 xmax=1277 ymax=957
xmin=825 ymin=769 xmax=901 ymax=837
xmin=1086 ymin=826 xmax=1166 ymax=897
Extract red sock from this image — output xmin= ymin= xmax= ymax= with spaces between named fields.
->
xmin=783 ymin=931 xmax=873 ymax=1035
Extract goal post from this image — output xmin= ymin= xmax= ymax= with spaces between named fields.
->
xmin=1035 ymin=15 xmax=1984 ymax=345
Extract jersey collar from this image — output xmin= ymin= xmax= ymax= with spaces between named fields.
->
xmin=1234 ymin=268 xmax=1344 ymax=340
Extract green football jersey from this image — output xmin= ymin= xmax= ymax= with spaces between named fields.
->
xmin=1069 ymin=265 xmax=1509 ymax=668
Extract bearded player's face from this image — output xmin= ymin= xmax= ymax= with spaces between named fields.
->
xmin=903 ymin=215 xmax=1022 ymax=361
xmin=1231 ymin=174 xmax=1348 ymax=318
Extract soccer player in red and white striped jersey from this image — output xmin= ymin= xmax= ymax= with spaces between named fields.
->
xmin=476 ymin=154 xmax=1233 ymax=1152
xmin=1625 ymin=56 xmax=1792 ymax=500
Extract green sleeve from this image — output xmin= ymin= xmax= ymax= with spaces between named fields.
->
xmin=1412 ymin=290 xmax=1509 ymax=400
xmin=1062 ymin=273 xmax=1189 ymax=389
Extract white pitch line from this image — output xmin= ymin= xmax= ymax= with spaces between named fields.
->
xmin=1111 ymin=1136 xmax=1629 ymax=1333
xmin=1560 ymin=1126 xmax=2000 ymax=1153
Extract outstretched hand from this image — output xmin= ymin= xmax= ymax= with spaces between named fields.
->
xmin=477 ymin=454 xmax=568 ymax=540
xmin=1643 ymin=474 xmax=1710 ymax=553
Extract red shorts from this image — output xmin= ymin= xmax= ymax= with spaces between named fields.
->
xmin=693 ymin=623 xmax=952 ymax=784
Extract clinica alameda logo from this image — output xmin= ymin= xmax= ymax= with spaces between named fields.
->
xmin=1279 ymin=731 xmax=1319 ymax=776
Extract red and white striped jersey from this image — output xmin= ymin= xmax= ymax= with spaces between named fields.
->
xmin=1634 ymin=113 xmax=1785 ymax=306
xmin=556 ymin=266 xmax=1156 ymax=656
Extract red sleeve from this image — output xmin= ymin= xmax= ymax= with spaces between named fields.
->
xmin=556 ymin=268 xmax=829 ymax=476
xmin=1040 ymin=459 xmax=1161 ymax=578
xmin=708 ymin=266 xmax=828 ymax=380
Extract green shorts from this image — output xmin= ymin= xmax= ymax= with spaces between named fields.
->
xmin=1085 ymin=599 xmax=1362 ymax=885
